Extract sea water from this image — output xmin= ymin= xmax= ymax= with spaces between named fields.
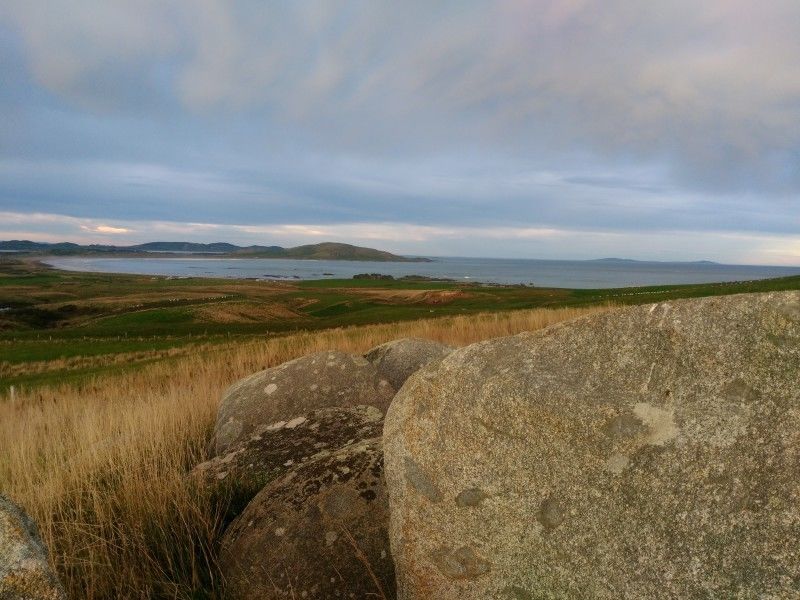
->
xmin=44 ymin=256 xmax=800 ymax=289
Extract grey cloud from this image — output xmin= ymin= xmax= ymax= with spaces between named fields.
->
xmin=3 ymin=1 xmax=800 ymax=193
xmin=1 ymin=154 xmax=797 ymax=237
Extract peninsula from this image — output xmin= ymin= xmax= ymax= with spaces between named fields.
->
xmin=0 ymin=240 xmax=431 ymax=262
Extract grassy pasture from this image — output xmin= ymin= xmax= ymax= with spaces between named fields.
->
xmin=3 ymin=257 xmax=799 ymax=389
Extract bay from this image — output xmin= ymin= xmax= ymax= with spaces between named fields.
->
xmin=43 ymin=256 xmax=800 ymax=289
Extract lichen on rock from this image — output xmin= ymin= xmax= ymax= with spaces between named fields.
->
xmin=193 ymin=405 xmax=385 ymax=521
xmin=214 ymin=350 xmax=395 ymax=454
xmin=219 ymin=437 xmax=395 ymax=599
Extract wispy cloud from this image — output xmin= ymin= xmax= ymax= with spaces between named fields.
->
xmin=81 ymin=225 xmax=131 ymax=234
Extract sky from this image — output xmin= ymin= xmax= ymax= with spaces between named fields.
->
xmin=0 ymin=1 xmax=799 ymax=264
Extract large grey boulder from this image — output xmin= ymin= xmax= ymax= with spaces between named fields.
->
xmin=220 ymin=437 xmax=395 ymax=599
xmin=384 ymin=292 xmax=800 ymax=600
xmin=193 ymin=405 xmax=383 ymax=517
xmin=215 ymin=351 xmax=395 ymax=454
xmin=0 ymin=495 xmax=66 ymax=600
xmin=365 ymin=338 xmax=454 ymax=389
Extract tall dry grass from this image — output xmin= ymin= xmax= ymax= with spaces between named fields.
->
xmin=0 ymin=305 xmax=609 ymax=599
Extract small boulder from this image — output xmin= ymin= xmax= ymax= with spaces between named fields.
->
xmin=220 ymin=438 xmax=394 ymax=599
xmin=193 ymin=405 xmax=384 ymax=517
xmin=215 ymin=351 xmax=395 ymax=454
xmin=385 ymin=291 xmax=800 ymax=599
xmin=0 ymin=494 xmax=66 ymax=600
xmin=365 ymin=338 xmax=454 ymax=389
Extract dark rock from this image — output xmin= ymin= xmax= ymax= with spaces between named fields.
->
xmin=193 ymin=405 xmax=383 ymax=518
xmin=220 ymin=438 xmax=395 ymax=599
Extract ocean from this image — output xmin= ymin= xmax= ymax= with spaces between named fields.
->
xmin=43 ymin=256 xmax=800 ymax=289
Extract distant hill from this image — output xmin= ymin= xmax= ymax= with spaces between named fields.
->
xmin=0 ymin=240 xmax=431 ymax=262
xmin=590 ymin=257 xmax=719 ymax=265
xmin=132 ymin=241 xmax=243 ymax=253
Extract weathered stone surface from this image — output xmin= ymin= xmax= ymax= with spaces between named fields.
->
xmin=384 ymin=292 xmax=800 ymax=599
xmin=193 ymin=405 xmax=383 ymax=516
xmin=0 ymin=495 xmax=66 ymax=600
xmin=215 ymin=351 xmax=395 ymax=454
xmin=365 ymin=338 xmax=454 ymax=389
xmin=220 ymin=437 xmax=395 ymax=600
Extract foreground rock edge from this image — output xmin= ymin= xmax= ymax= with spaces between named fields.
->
xmin=384 ymin=291 xmax=800 ymax=599
xmin=0 ymin=494 xmax=66 ymax=600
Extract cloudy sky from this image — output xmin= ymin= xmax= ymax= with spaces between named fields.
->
xmin=1 ymin=1 xmax=799 ymax=264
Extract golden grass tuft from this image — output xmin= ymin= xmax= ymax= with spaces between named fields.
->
xmin=0 ymin=305 xmax=609 ymax=599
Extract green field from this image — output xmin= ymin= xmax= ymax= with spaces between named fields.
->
xmin=2 ymin=257 xmax=799 ymax=388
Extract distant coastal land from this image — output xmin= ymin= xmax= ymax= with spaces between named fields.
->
xmin=589 ymin=257 xmax=718 ymax=265
xmin=0 ymin=240 xmax=432 ymax=263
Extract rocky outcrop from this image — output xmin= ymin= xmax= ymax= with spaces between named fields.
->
xmin=194 ymin=405 xmax=384 ymax=516
xmin=0 ymin=495 xmax=66 ymax=600
xmin=365 ymin=338 xmax=454 ymax=389
xmin=384 ymin=292 xmax=800 ymax=599
xmin=210 ymin=350 xmax=400 ymax=596
xmin=220 ymin=438 xmax=394 ymax=600
xmin=215 ymin=351 xmax=395 ymax=454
